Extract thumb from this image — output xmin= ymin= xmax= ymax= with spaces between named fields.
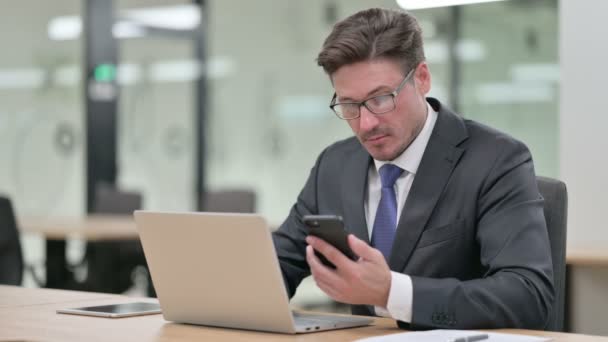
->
xmin=348 ymin=234 xmax=380 ymax=261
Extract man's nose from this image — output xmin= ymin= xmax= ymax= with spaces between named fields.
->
xmin=359 ymin=106 xmax=379 ymax=132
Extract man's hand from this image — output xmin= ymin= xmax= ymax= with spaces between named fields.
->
xmin=305 ymin=234 xmax=391 ymax=307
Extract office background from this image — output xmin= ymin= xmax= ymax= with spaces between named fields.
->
xmin=0 ymin=0 xmax=605 ymax=335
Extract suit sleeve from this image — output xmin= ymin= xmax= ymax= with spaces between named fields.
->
xmin=271 ymin=148 xmax=328 ymax=298
xmin=408 ymin=139 xmax=555 ymax=329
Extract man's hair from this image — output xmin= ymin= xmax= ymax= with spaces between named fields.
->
xmin=317 ymin=8 xmax=425 ymax=76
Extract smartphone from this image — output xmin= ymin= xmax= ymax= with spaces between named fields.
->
xmin=56 ymin=302 xmax=161 ymax=318
xmin=303 ymin=214 xmax=358 ymax=269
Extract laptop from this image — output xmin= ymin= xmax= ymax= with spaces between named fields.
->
xmin=134 ymin=211 xmax=373 ymax=334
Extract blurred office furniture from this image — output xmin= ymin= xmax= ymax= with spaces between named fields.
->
xmin=92 ymin=184 xmax=142 ymax=214
xmin=21 ymin=215 xmax=138 ymax=240
xmin=567 ymin=248 xmax=608 ymax=266
xmin=2 ymin=286 xmax=607 ymax=341
xmin=201 ymin=189 xmax=256 ymax=213
xmin=565 ymin=247 xmax=608 ymax=334
xmin=19 ymin=184 xmax=144 ymax=292
xmin=0 ymin=285 xmax=115 ymax=308
xmin=19 ymin=215 xmax=138 ymax=290
xmin=0 ymin=196 xmax=23 ymax=285
xmin=83 ymin=184 xmax=145 ymax=294
xmin=537 ymin=176 xmax=568 ymax=332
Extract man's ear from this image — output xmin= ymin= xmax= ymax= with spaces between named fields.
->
xmin=414 ymin=62 xmax=432 ymax=95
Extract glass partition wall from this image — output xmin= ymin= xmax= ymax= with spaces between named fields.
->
xmin=0 ymin=0 xmax=558 ymax=298
xmin=0 ymin=0 xmax=85 ymax=218
xmin=116 ymin=0 xmax=198 ymax=212
xmin=0 ymin=0 xmax=556 ymax=238
xmin=205 ymin=0 xmax=558 ymax=225
xmin=0 ymin=0 xmax=85 ymax=288
xmin=206 ymin=0 xmax=557 ymax=309
xmin=206 ymin=0 xmax=451 ymax=310
xmin=206 ymin=0 xmax=451 ymax=225
xmin=459 ymin=0 xmax=558 ymax=177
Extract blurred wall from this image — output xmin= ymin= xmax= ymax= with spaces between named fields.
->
xmin=560 ymin=0 xmax=608 ymax=335
xmin=0 ymin=0 xmax=85 ymax=218
xmin=560 ymin=0 xmax=608 ymax=247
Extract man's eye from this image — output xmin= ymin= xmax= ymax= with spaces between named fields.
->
xmin=341 ymin=103 xmax=359 ymax=111
xmin=367 ymin=95 xmax=392 ymax=107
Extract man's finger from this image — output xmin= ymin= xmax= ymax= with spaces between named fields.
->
xmin=306 ymin=245 xmax=339 ymax=282
xmin=306 ymin=235 xmax=353 ymax=269
xmin=314 ymin=277 xmax=340 ymax=298
xmin=348 ymin=234 xmax=383 ymax=261
xmin=306 ymin=245 xmax=323 ymax=270
xmin=306 ymin=244 xmax=349 ymax=294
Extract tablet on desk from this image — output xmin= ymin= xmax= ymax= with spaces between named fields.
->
xmin=57 ymin=302 xmax=161 ymax=318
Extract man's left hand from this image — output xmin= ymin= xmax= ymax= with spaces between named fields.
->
xmin=305 ymin=234 xmax=391 ymax=307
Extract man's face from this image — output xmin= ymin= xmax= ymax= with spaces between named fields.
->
xmin=331 ymin=59 xmax=431 ymax=161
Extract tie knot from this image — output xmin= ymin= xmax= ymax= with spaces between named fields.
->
xmin=379 ymin=164 xmax=403 ymax=188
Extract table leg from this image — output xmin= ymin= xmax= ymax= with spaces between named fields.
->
xmin=44 ymin=239 xmax=74 ymax=289
xmin=565 ymin=264 xmax=572 ymax=332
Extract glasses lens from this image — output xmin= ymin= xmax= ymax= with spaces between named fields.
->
xmin=333 ymin=103 xmax=359 ymax=119
xmin=365 ymin=95 xmax=395 ymax=114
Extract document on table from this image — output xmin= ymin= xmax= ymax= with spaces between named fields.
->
xmin=355 ymin=329 xmax=551 ymax=342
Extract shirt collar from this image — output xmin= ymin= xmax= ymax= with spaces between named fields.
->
xmin=373 ymin=101 xmax=438 ymax=175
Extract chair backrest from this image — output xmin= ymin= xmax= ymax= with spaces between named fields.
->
xmin=201 ymin=189 xmax=256 ymax=213
xmin=93 ymin=184 xmax=142 ymax=214
xmin=537 ymin=176 xmax=568 ymax=331
xmin=86 ymin=185 xmax=144 ymax=293
xmin=0 ymin=196 xmax=24 ymax=285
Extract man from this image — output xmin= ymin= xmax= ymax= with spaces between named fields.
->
xmin=272 ymin=8 xmax=554 ymax=330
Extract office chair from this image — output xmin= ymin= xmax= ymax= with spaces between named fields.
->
xmin=0 ymin=196 xmax=24 ymax=285
xmin=93 ymin=184 xmax=142 ymax=214
xmin=83 ymin=184 xmax=146 ymax=294
xmin=200 ymin=189 xmax=256 ymax=213
xmin=537 ymin=176 xmax=568 ymax=332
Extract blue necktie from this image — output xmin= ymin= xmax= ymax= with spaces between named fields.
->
xmin=371 ymin=164 xmax=404 ymax=261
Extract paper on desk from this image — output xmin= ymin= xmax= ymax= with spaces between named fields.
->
xmin=355 ymin=329 xmax=551 ymax=342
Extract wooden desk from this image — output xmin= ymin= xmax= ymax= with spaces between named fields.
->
xmin=1 ymin=286 xmax=607 ymax=342
xmin=0 ymin=285 xmax=115 ymax=308
xmin=20 ymin=217 xmax=606 ymax=264
xmin=20 ymin=214 xmax=138 ymax=241
xmin=567 ymin=247 xmax=608 ymax=266
xmin=564 ymin=247 xmax=608 ymax=333
xmin=16 ymin=216 xmax=608 ymax=332
xmin=19 ymin=215 xmax=139 ymax=290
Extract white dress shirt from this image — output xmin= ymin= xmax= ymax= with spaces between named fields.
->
xmin=365 ymin=102 xmax=438 ymax=322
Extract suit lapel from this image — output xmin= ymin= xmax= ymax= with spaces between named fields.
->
xmin=388 ymin=99 xmax=467 ymax=272
xmin=341 ymin=145 xmax=372 ymax=243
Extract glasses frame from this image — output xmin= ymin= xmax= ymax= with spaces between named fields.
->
xmin=329 ymin=68 xmax=416 ymax=120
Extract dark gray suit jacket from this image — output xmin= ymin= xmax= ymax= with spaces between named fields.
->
xmin=272 ymin=98 xmax=554 ymax=330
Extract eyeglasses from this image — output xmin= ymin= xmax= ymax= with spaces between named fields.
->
xmin=329 ymin=68 xmax=415 ymax=120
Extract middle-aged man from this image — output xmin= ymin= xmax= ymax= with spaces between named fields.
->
xmin=272 ymin=8 xmax=554 ymax=330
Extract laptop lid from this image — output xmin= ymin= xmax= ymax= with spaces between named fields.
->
xmin=135 ymin=211 xmax=297 ymax=334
